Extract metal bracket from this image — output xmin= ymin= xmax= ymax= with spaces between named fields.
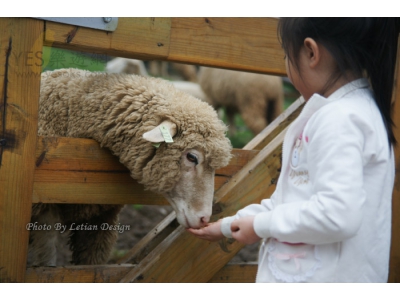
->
xmin=34 ymin=17 xmax=118 ymax=32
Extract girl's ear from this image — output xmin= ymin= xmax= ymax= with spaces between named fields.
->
xmin=304 ymin=38 xmax=320 ymax=68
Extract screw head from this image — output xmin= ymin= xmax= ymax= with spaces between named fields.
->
xmin=103 ymin=17 xmax=112 ymax=23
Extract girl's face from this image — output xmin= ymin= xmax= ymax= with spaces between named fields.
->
xmin=285 ymin=40 xmax=352 ymax=101
xmin=284 ymin=49 xmax=314 ymax=101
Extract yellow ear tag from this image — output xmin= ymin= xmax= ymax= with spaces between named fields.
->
xmin=152 ymin=143 xmax=161 ymax=148
xmin=159 ymin=125 xmax=174 ymax=143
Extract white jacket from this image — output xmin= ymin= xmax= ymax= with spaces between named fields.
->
xmin=221 ymin=79 xmax=395 ymax=282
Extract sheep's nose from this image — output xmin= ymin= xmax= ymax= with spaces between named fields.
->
xmin=200 ymin=216 xmax=210 ymax=226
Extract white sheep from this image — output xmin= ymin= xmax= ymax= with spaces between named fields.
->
xmin=198 ymin=67 xmax=285 ymax=135
xmin=142 ymin=60 xmax=198 ymax=82
xmin=171 ymin=81 xmax=209 ymax=103
xmin=170 ymin=63 xmax=198 ymax=82
xmin=105 ymin=57 xmax=149 ymax=77
xmin=106 ymin=58 xmax=207 ymax=103
xmin=30 ymin=68 xmax=232 ymax=266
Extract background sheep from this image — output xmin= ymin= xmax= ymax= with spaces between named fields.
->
xmin=198 ymin=67 xmax=285 ymax=135
xmin=170 ymin=63 xmax=198 ymax=82
xmin=106 ymin=58 xmax=208 ymax=102
xmin=105 ymin=57 xmax=149 ymax=77
xmin=148 ymin=60 xmax=198 ymax=82
xmin=171 ymin=81 xmax=210 ymax=103
xmin=31 ymin=68 xmax=232 ymax=266
xmin=107 ymin=58 xmax=198 ymax=82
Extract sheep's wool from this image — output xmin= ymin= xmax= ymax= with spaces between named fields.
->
xmin=39 ymin=68 xmax=232 ymax=194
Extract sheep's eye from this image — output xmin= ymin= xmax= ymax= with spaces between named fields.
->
xmin=186 ymin=153 xmax=198 ymax=165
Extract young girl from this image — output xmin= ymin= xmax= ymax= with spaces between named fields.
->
xmin=187 ymin=18 xmax=400 ymax=282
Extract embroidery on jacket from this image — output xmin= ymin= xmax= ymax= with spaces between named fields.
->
xmin=289 ymin=130 xmax=310 ymax=185
xmin=267 ymin=239 xmax=322 ymax=283
xmin=289 ymin=169 xmax=309 ymax=185
xmin=291 ymin=131 xmax=303 ymax=168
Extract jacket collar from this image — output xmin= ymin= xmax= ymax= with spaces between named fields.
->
xmin=324 ymin=78 xmax=370 ymax=102
xmin=299 ymin=78 xmax=370 ymax=119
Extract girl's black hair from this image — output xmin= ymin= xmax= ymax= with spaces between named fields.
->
xmin=278 ymin=17 xmax=400 ymax=146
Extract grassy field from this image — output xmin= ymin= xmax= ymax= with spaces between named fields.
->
xmin=42 ymin=46 xmax=110 ymax=72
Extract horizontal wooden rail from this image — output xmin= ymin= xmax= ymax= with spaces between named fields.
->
xmin=24 ymin=263 xmax=257 ymax=283
xmin=208 ymin=263 xmax=257 ymax=283
xmin=33 ymin=136 xmax=259 ymax=205
xmin=25 ymin=264 xmax=136 ymax=283
xmin=43 ymin=17 xmax=286 ymax=75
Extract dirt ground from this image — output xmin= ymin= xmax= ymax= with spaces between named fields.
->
xmin=34 ymin=204 xmax=259 ymax=266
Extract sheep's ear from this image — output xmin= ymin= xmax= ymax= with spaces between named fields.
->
xmin=142 ymin=120 xmax=177 ymax=143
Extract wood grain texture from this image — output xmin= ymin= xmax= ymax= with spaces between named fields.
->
xmin=168 ymin=18 xmax=286 ymax=75
xmin=33 ymin=136 xmax=259 ymax=205
xmin=24 ymin=263 xmax=255 ymax=283
xmin=25 ymin=264 xmax=135 ymax=283
xmin=44 ymin=17 xmax=172 ymax=60
xmin=43 ymin=17 xmax=286 ymax=75
xmin=388 ymin=35 xmax=400 ymax=283
xmin=0 ymin=18 xmax=43 ymax=282
xmin=208 ymin=263 xmax=257 ymax=283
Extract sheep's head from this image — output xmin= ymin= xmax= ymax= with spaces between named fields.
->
xmin=141 ymin=118 xmax=232 ymax=229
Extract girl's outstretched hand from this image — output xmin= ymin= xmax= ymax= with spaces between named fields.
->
xmin=186 ymin=219 xmax=224 ymax=242
xmin=231 ymin=216 xmax=261 ymax=245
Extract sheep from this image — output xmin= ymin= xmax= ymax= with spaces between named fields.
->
xmin=30 ymin=68 xmax=232 ymax=266
xmin=170 ymin=63 xmax=198 ymax=82
xmin=147 ymin=60 xmax=198 ymax=82
xmin=106 ymin=58 xmax=207 ymax=103
xmin=105 ymin=57 xmax=149 ymax=77
xmin=148 ymin=60 xmax=169 ymax=78
xmin=171 ymin=81 xmax=209 ymax=103
xmin=198 ymin=67 xmax=285 ymax=135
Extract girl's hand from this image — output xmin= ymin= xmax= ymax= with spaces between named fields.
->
xmin=231 ymin=216 xmax=261 ymax=245
xmin=186 ymin=219 xmax=224 ymax=242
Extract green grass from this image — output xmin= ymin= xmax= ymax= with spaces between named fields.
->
xmin=42 ymin=46 xmax=110 ymax=72
xmin=131 ymin=204 xmax=143 ymax=210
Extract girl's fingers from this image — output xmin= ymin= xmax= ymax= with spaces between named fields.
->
xmin=231 ymin=225 xmax=239 ymax=232
xmin=186 ymin=228 xmax=204 ymax=236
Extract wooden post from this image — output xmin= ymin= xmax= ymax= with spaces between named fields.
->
xmin=0 ymin=18 xmax=43 ymax=282
xmin=388 ymin=35 xmax=400 ymax=283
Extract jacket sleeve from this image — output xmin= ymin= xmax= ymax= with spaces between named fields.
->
xmin=221 ymin=197 xmax=276 ymax=238
xmin=253 ymin=105 xmax=368 ymax=244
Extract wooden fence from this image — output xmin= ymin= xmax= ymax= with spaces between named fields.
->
xmin=0 ymin=17 xmax=399 ymax=283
